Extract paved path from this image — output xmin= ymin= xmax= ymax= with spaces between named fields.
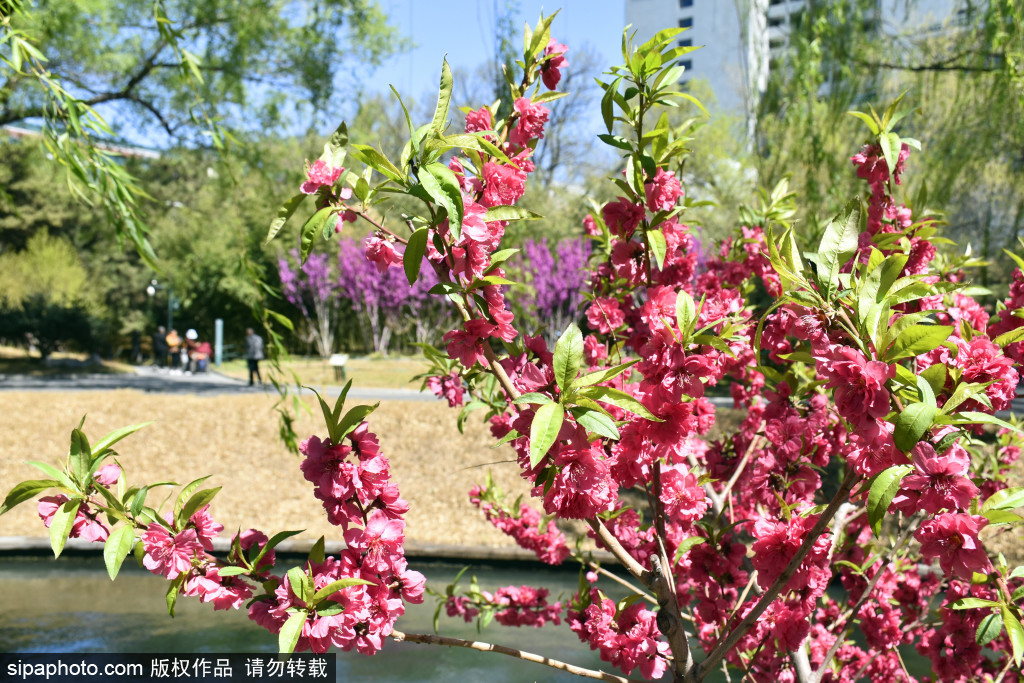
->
xmin=3 ymin=367 xmax=1023 ymax=415
xmin=0 ymin=365 xmax=435 ymax=402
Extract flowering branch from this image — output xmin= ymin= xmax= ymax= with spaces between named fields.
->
xmin=809 ymin=513 xmax=922 ymax=683
xmin=390 ymin=630 xmax=647 ymax=683
xmin=697 ymin=467 xmax=859 ymax=679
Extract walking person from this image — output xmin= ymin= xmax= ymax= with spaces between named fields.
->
xmin=245 ymin=327 xmax=264 ymax=387
xmin=152 ymin=326 xmax=169 ymax=369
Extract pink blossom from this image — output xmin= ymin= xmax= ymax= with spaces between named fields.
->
xmin=914 ymin=513 xmax=992 ymax=580
xmin=659 ymin=464 xmax=708 ymax=524
xmin=37 ymin=495 xmax=109 ymax=543
xmin=816 ymin=345 xmax=894 ymax=426
xmin=481 ymin=161 xmax=527 ymax=207
xmin=539 ymin=442 xmax=617 ymax=519
xmin=751 ymin=514 xmax=832 ymax=594
xmin=426 ymin=371 xmax=464 ymax=407
xmin=464 ymin=106 xmax=493 ymax=134
xmin=951 ymin=336 xmax=1019 ymax=412
xmin=602 ymin=197 xmax=645 ymax=238
xmin=892 ymin=442 xmax=978 ymax=514
xmin=141 ymin=523 xmax=204 ymax=579
xmin=301 ymin=159 xmax=343 ymax=194
xmin=586 ymin=298 xmax=625 ymax=334
xmin=189 ymin=504 xmax=224 ymax=550
xmin=363 ymin=235 xmax=403 ymax=274
xmin=443 ymin=329 xmax=485 ymax=368
xmin=644 ymin=168 xmax=683 ymax=212
xmin=509 ymin=98 xmax=549 ymax=147
xmin=541 ymin=39 xmax=568 ymax=90
xmin=94 ymin=463 xmax=121 ymax=487
xmin=343 ymin=509 xmax=405 ymax=573
xmin=184 ymin=565 xmax=252 ymax=610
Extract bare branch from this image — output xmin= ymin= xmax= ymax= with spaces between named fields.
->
xmin=391 ymin=630 xmax=647 ymax=683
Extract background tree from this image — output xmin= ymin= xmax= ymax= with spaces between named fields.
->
xmin=757 ymin=0 xmax=1024 ymax=288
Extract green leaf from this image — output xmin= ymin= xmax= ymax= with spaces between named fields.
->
xmin=949 ymin=411 xmax=1019 ymax=432
xmin=512 ymin=392 xmax=553 ymax=406
xmin=483 ymin=205 xmax=543 ymax=222
xmin=867 ymin=464 xmax=913 ymax=534
xmin=647 ymin=228 xmax=667 ymax=270
xmin=553 ymin=323 xmax=584 ymax=393
xmin=49 ymin=498 xmax=81 ymax=558
xmin=166 ymin=574 xmax=184 ymax=617
xmin=25 ymin=461 xmax=78 ymax=493
xmin=179 ymin=487 xmax=222 ymax=524
xmin=404 ymin=227 xmax=429 ymax=285
xmin=572 ymin=408 xmax=620 ymax=440
xmin=572 ymin=360 xmax=639 ymax=389
xmin=893 ymin=403 xmax=938 ymax=452
xmin=421 ymin=162 xmax=464 ymax=236
xmin=266 ymin=194 xmax=306 ymax=245
xmin=287 ymin=567 xmax=312 ymax=604
xmin=950 ymin=597 xmax=1000 ymax=610
xmin=321 ymin=121 xmax=348 ymax=168
xmin=351 ymin=144 xmax=406 ymax=183
xmin=879 ymin=132 xmax=901 ymax=183
xmin=816 ymin=198 xmax=862 ymax=295
xmin=885 ymin=325 xmax=953 ymax=361
xmin=982 ymin=487 xmax=1024 ymax=512
xmin=337 ymin=403 xmax=379 ymax=440
xmin=1002 ymin=606 xmax=1024 ymax=667
xmin=673 ymin=536 xmax=706 ymax=564
xmin=250 ymin=529 xmax=303 ymax=567
xmin=578 ymin=386 xmax=661 ymax=421
xmin=279 ymin=611 xmax=307 ymax=655
xmin=299 ymin=206 xmax=336 ymax=264
xmin=431 ymin=58 xmax=453 ymax=132
xmin=69 ymin=429 xmax=91 ymax=483
xmin=0 ymin=479 xmax=59 ymax=516
xmin=598 ymin=134 xmax=633 ymax=151
xmin=916 ymin=373 xmax=936 ymax=406
xmin=309 ymin=536 xmax=326 ymax=565
xmin=976 ymin=611 xmax=1003 ymax=646
xmin=529 ymin=402 xmax=564 ymax=468
xmin=173 ymin=476 xmax=211 ymax=527
xmin=676 ymin=290 xmax=696 ymax=337
xmin=217 ymin=566 xmax=248 ymax=577
xmin=312 ymin=577 xmax=374 ymax=603
xmin=103 ymin=525 xmax=135 ymax=581
xmin=919 ymin=363 xmax=947 ymax=401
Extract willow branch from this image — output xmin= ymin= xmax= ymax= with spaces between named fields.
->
xmin=391 ymin=630 xmax=646 ymax=683
xmin=697 ymin=467 xmax=859 ymax=679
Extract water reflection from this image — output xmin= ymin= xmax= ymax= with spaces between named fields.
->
xmin=0 ymin=556 xmax=615 ymax=682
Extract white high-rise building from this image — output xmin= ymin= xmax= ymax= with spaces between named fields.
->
xmin=624 ymin=0 xmax=962 ymax=120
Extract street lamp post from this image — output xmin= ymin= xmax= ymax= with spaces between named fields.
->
xmin=146 ymin=279 xmax=178 ymax=330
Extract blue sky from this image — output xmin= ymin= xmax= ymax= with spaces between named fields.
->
xmin=373 ymin=0 xmax=626 ymax=101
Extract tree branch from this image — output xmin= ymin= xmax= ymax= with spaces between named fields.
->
xmin=696 ymin=467 xmax=859 ymax=679
xmin=809 ymin=513 xmax=922 ymax=683
xmin=391 ymin=630 xmax=647 ymax=683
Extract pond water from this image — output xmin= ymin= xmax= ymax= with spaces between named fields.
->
xmin=0 ymin=555 xmax=614 ymax=682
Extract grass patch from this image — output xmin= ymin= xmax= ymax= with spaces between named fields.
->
xmin=216 ymin=355 xmax=432 ymax=390
xmin=0 ymin=346 xmax=133 ymax=377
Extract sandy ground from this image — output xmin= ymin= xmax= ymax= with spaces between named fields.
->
xmin=0 ymin=390 xmax=533 ymax=550
xmin=1 ymin=388 xmax=1021 ymax=566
